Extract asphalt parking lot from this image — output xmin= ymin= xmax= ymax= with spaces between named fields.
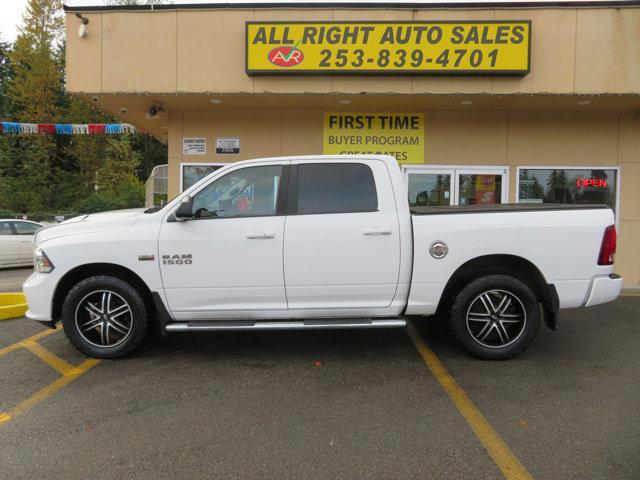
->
xmin=0 ymin=266 xmax=32 ymax=292
xmin=0 ymin=268 xmax=638 ymax=480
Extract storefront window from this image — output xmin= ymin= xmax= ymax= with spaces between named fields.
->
xmin=182 ymin=164 xmax=227 ymax=191
xmin=458 ymin=174 xmax=502 ymax=205
xmin=408 ymin=174 xmax=451 ymax=207
xmin=518 ymin=168 xmax=618 ymax=213
xmin=405 ymin=167 xmax=508 ymax=207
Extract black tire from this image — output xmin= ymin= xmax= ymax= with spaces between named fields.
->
xmin=61 ymin=275 xmax=148 ymax=359
xmin=449 ymin=274 xmax=540 ymax=360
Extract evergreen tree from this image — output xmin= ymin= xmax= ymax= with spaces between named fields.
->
xmin=0 ymin=40 xmax=14 ymax=119
xmin=0 ymin=0 xmax=167 ymax=217
xmin=8 ymin=0 xmax=64 ymax=121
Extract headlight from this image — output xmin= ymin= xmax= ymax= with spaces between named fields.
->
xmin=34 ymin=248 xmax=55 ymax=273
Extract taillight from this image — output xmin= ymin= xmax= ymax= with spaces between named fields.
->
xmin=598 ymin=225 xmax=617 ymax=266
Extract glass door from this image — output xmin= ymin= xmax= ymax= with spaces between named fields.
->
xmin=403 ymin=166 xmax=509 ymax=207
xmin=405 ymin=168 xmax=454 ymax=207
xmin=454 ymin=168 xmax=509 ymax=206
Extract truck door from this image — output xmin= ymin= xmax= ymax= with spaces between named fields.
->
xmin=158 ymin=162 xmax=288 ymax=319
xmin=283 ymin=160 xmax=401 ymax=310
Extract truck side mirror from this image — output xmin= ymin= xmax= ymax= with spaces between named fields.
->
xmin=174 ymin=196 xmax=194 ymax=221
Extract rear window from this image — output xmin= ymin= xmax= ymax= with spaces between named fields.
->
xmin=297 ymin=163 xmax=378 ymax=215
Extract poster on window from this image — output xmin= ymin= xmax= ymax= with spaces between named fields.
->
xmin=474 ymin=175 xmax=497 ymax=204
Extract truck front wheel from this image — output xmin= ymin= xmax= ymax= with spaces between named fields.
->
xmin=449 ymin=274 xmax=540 ymax=360
xmin=61 ymin=275 xmax=149 ymax=359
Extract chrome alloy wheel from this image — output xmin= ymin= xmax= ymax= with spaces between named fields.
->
xmin=465 ymin=289 xmax=527 ymax=349
xmin=74 ymin=290 xmax=133 ymax=348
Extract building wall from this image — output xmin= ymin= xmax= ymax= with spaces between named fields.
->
xmin=66 ymin=7 xmax=640 ymax=95
xmin=63 ymin=5 xmax=640 ymax=286
xmin=167 ymin=108 xmax=640 ymax=286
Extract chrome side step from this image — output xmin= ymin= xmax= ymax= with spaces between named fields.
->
xmin=165 ymin=318 xmax=406 ymax=332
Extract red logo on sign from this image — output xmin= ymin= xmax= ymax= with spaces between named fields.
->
xmin=576 ymin=178 xmax=607 ymax=188
xmin=268 ymin=47 xmax=304 ymax=67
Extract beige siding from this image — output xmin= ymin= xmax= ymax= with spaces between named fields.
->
xmin=425 ymin=111 xmax=508 ymax=165
xmin=101 ymin=11 xmax=177 ymax=92
xmin=66 ymin=7 xmax=640 ymax=95
xmin=575 ymin=9 xmax=640 ymax=94
xmin=492 ymin=9 xmax=577 ymax=94
xmin=66 ymin=13 xmax=102 ymax=93
xmin=177 ymin=10 xmax=254 ymax=93
xmin=506 ymin=112 xmax=619 ymax=166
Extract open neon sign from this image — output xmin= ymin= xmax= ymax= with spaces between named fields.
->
xmin=576 ymin=178 xmax=607 ymax=188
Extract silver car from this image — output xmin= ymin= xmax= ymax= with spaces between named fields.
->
xmin=0 ymin=220 xmax=44 ymax=268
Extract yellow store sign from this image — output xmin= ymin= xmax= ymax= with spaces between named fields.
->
xmin=323 ymin=113 xmax=425 ymax=164
xmin=246 ymin=21 xmax=530 ymax=75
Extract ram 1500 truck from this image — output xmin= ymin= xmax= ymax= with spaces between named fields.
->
xmin=24 ymin=155 xmax=622 ymax=359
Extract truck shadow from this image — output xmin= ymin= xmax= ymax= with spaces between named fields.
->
xmin=124 ymin=297 xmax=636 ymax=365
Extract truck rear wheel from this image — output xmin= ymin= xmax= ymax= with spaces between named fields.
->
xmin=449 ymin=274 xmax=540 ymax=360
xmin=61 ymin=275 xmax=148 ymax=359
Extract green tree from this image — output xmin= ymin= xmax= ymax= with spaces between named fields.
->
xmin=97 ymin=136 xmax=143 ymax=192
xmin=0 ymin=40 xmax=14 ymax=119
xmin=8 ymin=0 xmax=64 ymax=121
xmin=132 ymin=133 xmax=168 ymax=179
xmin=0 ymin=1 xmax=63 ymax=215
xmin=0 ymin=0 xmax=167 ymax=218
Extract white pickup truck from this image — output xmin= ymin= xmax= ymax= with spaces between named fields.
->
xmin=24 ymin=155 xmax=622 ymax=360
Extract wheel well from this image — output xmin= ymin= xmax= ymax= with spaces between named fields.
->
xmin=52 ymin=263 xmax=155 ymax=322
xmin=436 ymin=254 xmax=549 ymax=316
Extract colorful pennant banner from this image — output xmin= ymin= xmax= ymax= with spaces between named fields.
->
xmin=0 ymin=122 xmax=136 ymax=135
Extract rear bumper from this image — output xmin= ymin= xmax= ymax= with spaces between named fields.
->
xmin=584 ymin=274 xmax=623 ymax=307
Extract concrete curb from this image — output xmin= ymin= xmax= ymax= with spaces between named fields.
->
xmin=621 ymin=286 xmax=640 ymax=296
xmin=0 ymin=293 xmax=27 ymax=320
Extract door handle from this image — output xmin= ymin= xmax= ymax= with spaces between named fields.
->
xmin=245 ymin=232 xmax=275 ymax=239
xmin=362 ymin=228 xmax=392 ymax=236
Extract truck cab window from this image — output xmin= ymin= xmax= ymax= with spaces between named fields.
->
xmin=191 ymin=165 xmax=282 ymax=219
xmin=297 ymin=163 xmax=378 ymax=215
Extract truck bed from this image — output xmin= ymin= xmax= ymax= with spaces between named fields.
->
xmin=411 ymin=203 xmax=609 ymax=215
xmin=407 ymin=203 xmax=616 ymax=315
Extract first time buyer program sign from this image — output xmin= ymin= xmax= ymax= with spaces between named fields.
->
xmin=246 ymin=21 xmax=530 ymax=75
xmin=323 ymin=113 xmax=425 ymax=164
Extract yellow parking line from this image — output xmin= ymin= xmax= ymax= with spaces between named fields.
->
xmin=0 ymin=357 xmax=100 ymax=426
xmin=22 ymin=341 xmax=83 ymax=376
xmin=0 ymin=326 xmax=60 ymax=359
xmin=407 ymin=323 xmax=534 ymax=480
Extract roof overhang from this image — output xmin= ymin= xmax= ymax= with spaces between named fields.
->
xmin=74 ymin=91 xmax=640 ymax=140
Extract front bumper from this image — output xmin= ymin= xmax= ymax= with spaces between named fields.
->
xmin=23 ymin=271 xmax=58 ymax=326
xmin=584 ymin=274 xmax=623 ymax=307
